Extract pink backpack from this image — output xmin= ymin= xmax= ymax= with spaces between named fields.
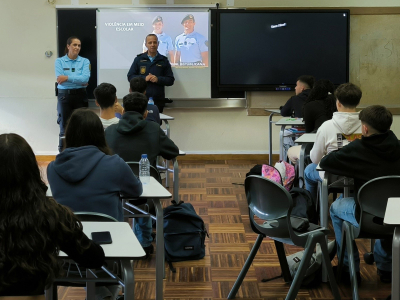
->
xmin=262 ymin=160 xmax=295 ymax=191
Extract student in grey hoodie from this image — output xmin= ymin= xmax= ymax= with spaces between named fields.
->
xmin=304 ymin=83 xmax=363 ymax=201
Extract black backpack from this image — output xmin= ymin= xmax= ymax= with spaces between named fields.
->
xmin=163 ymin=200 xmax=208 ymax=272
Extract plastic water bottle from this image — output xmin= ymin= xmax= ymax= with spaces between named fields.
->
xmin=148 ymin=97 xmax=154 ymax=105
xmin=139 ymin=154 xmax=150 ymax=184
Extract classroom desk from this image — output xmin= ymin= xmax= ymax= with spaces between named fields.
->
xmin=384 ymin=197 xmax=400 ymax=300
xmin=122 ymin=177 xmax=172 ymax=300
xmin=47 ymin=179 xmax=171 ymax=300
xmin=159 ymin=113 xmax=175 ymax=187
xmin=275 ymin=117 xmax=305 ymax=161
xmin=316 ymin=163 xmax=353 ymax=282
xmin=160 ymin=113 xmax=174 ymax=139
xmin=295 ymin=133 xmax=316 ymax=188
xmin=46 ymin=222 xmax=145 ymax=300
xmin=265 ymin=109 xmax=281 ymax=165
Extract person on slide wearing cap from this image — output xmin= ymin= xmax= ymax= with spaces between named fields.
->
xmin=143 ymin=15 xmax=174 ymax=62
xmin=174 ymin=14 xmax=208 ymax=67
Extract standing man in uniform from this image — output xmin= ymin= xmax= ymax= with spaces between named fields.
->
xmin=174 ymin=14 xmax=208 ymax=66
xmin=142 ymin=16 xmax=174 ymax=62
xmin=127 ymin=34 xmax=174 ymax=113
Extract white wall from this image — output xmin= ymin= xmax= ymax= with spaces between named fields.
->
xmin=1 ymin=0 xmax=400 ymax=155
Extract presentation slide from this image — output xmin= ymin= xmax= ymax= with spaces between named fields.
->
xmin=98 ymin=10 xmax=211 ymax=99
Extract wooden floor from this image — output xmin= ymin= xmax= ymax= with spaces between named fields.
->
xmin=39 ymin=160 xmax=392 ymax=300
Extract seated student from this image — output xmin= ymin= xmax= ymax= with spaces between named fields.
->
xmin=47 ymin=109 xmax=142 ymax=298
xmin=0 ymin=133 xmax=105 ymax=299
xmin=304 ymin=82 xmax=363 ymax=201
xmin=280 ymin=75 xmax=315 ymax=117
xmin=321 ymin=105 xmax=400 ymax=284
xmin=48 ymin=108 xmax=142 ymax=221
xmin=105 ymin=92 xmax=179 ymax=253
xmin=287 ymin=79 xmax=337 ymax=163
xmin=94 ymin=82 xmax=123 ymax=129
xmin=105 ymin=92 xmax=179 ymax=168
xmin=130 ymin=77 xmax=161 ymax=124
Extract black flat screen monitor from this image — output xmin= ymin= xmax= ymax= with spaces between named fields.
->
xmin=217 ymin=10 xmax=350 ymax=91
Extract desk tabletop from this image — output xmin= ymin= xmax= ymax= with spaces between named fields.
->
xmin=264 ymin=109 xmax=281 ymax=114
xmin=160 ymin=113 xmax=174 ymax=120
xmin=141 ymin=177 xmax=172 ymax=198
xmin=275 ymin=117 xmax=304 ymax=126
xmin=47 ymin=177 xmax=171 ymax=199
xmin=59 ymin=222 xmax=145 ymax=259
xmin=384 ymin=198 xmax=400 ymax=225
xmin=295 ymin=133 xmax=317 ymax=143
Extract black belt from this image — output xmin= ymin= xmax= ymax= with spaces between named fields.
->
xmin=58 ymin=88 xmax=86 ymax=95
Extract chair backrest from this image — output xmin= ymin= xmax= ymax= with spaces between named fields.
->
xmin=358 ymin=176 xmax=400 ymax=236
xmin=126 ymin=161 xmax=161 ymax=183
xmin=245 ymin=175 xmax=295 ymax=240
xmin=75 ymin=212 xmax=118 ymax=222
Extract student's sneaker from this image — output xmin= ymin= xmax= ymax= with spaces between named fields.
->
xmin=377 ymin=268 xmax=392 ymax=283
xmin=143 ymin=244 xmax=154 ymax=259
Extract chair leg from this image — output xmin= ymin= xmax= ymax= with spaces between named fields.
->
xmin=345 ymin=226 xmax=359 ymax=300
xmin=227 ymin=234 xmax=264 ymax=299
xmin=275 ymin=240 xmax=292 ymax=283
xmin=45 ymin=283 xmax=58 ymax=300
xmin=319 ymin=238 xmax=341 ymax=300
xmin=336 ymin=225 xmax=348 ymax=283
xmin=285 ymin=238 xmax=316 ymax=300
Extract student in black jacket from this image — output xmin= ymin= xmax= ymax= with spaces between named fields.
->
xmin=105 ymin=92 xmax=179 ymax=168
xmin=321 ymin=105 xmax=400 ymax=283
xmin=280 ymin=75 xmax=315 ymax=118
xmin=105 ymin=92 xmax=179 ymax=255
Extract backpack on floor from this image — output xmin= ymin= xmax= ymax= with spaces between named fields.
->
xmin=163 ymin=200 xmax=208 ymax=273
xmin=261 ymin=160 xmax=295 ymax=191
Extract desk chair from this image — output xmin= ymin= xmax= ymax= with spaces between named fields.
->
xmin=46 ymin=212 xmax=121 ymax=300
xmin=297 ymin=143 xmax=313 ymax=188
xmin=227 ymin=175 xmax=340 ymax=300
xmin=337 ymin=176 xmax=400 ymax=300
xmin=122 ymin=162 xmax=161 ymax=220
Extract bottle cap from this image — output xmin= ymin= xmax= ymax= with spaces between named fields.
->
xmin=141 ymin=154 xmax=147 ymax=158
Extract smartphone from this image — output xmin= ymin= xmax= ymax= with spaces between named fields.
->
xmin=91 ymin=231 xmax=112 ymax=244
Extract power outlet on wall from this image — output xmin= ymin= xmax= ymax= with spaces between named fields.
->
xmin=227 ymin=0 xmax=234 ymax=6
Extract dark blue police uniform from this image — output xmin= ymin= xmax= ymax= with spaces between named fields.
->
xmin=127 ymin=52 xmax=174 ymax=112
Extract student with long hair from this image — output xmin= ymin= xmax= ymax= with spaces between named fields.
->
xmin=47 ymin=109 xmax=142 ymax=300
xmin=47 ymin=108 xmax=142 ymax=223
xmin=302 ymin=79 xmax=337 ymax=133
xmin=0 ymin=133 xmax=105 ymax=298
xmin=287 ymin=79 xmax=337 ymax=163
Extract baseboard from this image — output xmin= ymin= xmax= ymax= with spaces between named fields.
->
xmin=177 ymin=154 xmax=279 ymax=161
xmin=36 ymin=154 xmax=279 ymax=162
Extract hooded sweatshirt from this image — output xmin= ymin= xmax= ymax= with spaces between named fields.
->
xmin=47 ymin=146 xmax=142 ymax=221
xmin=320 ymin=130 xmax=400 ymax=217
xmin=105 ymin=111 xmax=179 ymax=167
xmin=310 ymin=112 xmax=362 ymax=164
xmin=280 ymin=89 xmax=310 ymax=118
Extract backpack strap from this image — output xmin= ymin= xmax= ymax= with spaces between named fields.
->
xmin=167 ymin=260 xmax=176 ymax=273
xmin=171 ymin=200 xmax=184 ymax=205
